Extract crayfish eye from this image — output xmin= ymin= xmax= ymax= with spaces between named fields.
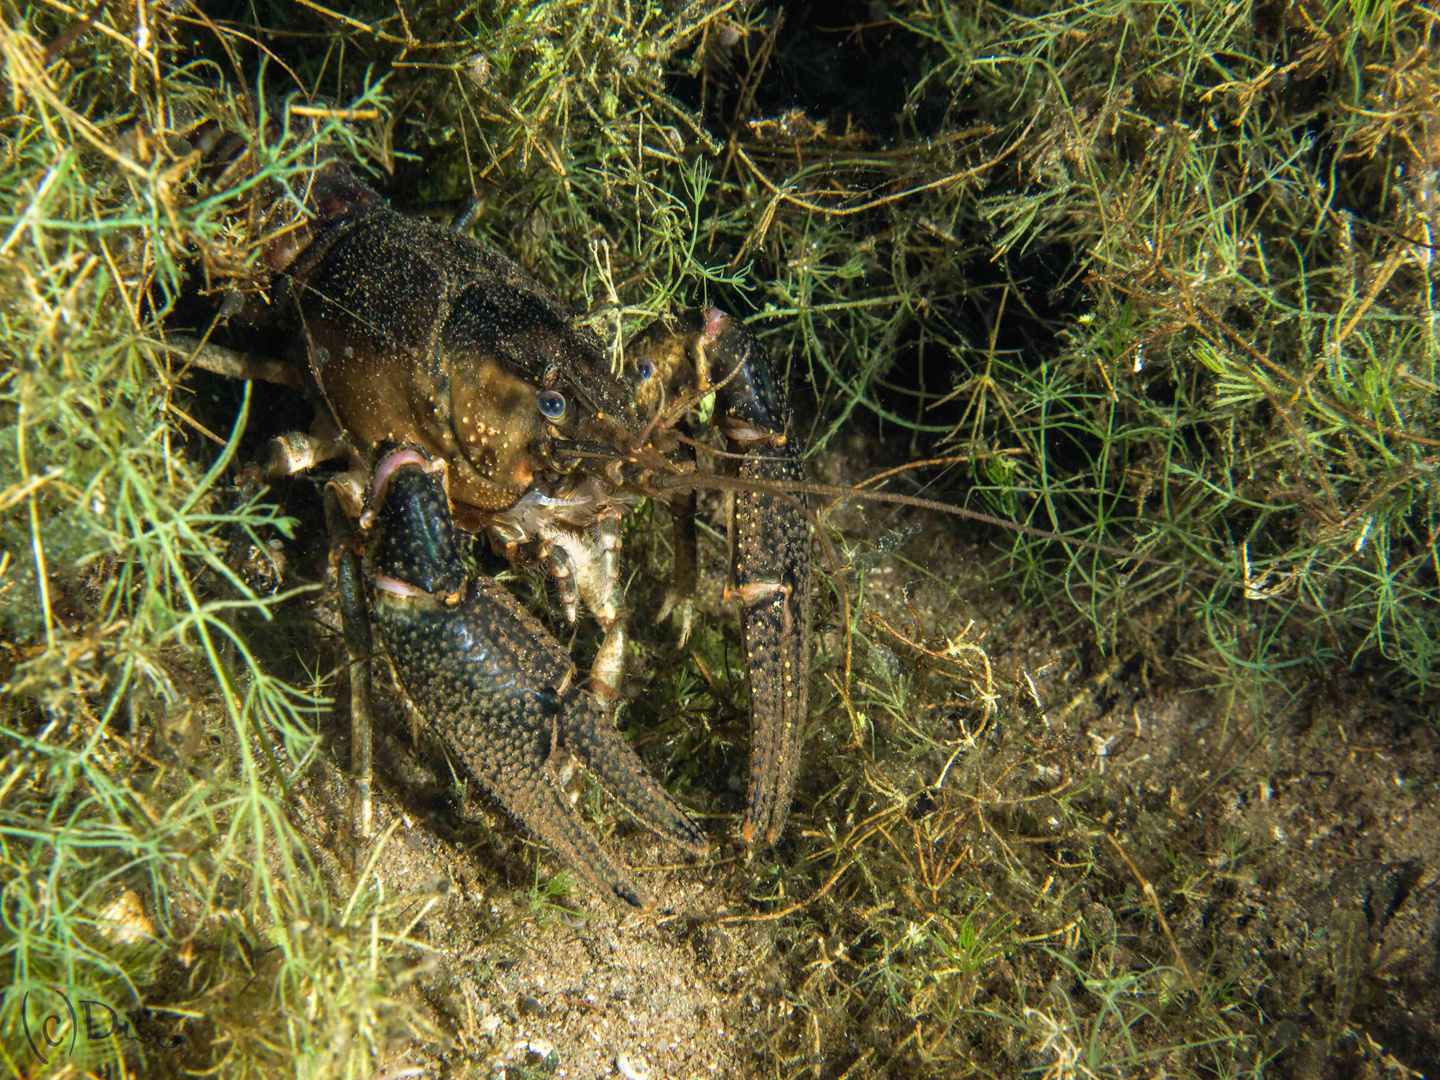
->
xmin=537 ymin=390 xmax=568 ymax=421
xmin=635 ymin=359 xmax=654 ymax=382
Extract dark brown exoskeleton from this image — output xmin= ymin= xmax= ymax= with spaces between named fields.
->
xmin=625 ymin=309 xmax=812 ymax=846
xmin=361 ymin=448 xmax=708 ymax=908
xmin=178 ymin=99 xmax=815 ymax=904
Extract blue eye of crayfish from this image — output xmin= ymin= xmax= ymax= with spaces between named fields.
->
xmin=537 ymin=390 xmax=567 ymax=421
xmin=635 ymin=359 xmax=654 ymax=382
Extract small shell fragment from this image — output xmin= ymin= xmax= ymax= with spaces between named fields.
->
xmin=616 ymin=1051 xmax=651 ymax=1080
xmin=97 ymin=890 xmax=153 ymax=946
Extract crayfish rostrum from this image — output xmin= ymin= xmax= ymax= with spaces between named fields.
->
xmin=176 ymin=100 xmax=813 ymax=906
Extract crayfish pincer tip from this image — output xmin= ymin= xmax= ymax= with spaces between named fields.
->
xmin=739 ymin=821 xmax=780 ymax=847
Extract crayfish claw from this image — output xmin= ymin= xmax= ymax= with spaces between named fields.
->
xmin=703 ymin=311 xmax=814 ymax=847
xmin=509 ymin=754 xmax=652 ymax=909
xmin=367 ymin=450 xmax=706 ymax=907
xmin=729 ymin=446 xmax=812 ymax=846
xmin=626 ymin=309 xmax=815 ymax=846
xmin=559 ymin=690 xmax=710 ymax=858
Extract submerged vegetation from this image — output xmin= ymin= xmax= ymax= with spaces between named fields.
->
xmin=0 ymin=1 xmax=1435 ymax=1078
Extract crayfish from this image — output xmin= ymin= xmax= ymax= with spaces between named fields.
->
xmin=174 ymin=101 xmax=813 ymax=906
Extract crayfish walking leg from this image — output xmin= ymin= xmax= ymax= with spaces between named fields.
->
xmin=326 ymin=481 xmax=376 ymax=842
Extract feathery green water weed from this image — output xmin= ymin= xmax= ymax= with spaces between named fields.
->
xmin=0 ymin=13 xmax=426 ymax=1075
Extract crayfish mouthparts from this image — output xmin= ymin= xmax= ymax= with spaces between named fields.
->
xmin=365 ymin=449 xmax=709 ymax=908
